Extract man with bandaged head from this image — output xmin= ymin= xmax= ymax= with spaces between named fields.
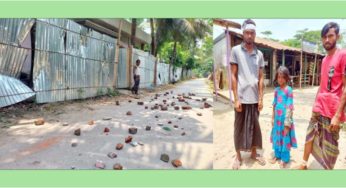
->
xmin=230 ymin=19 xmax=266 ymax=169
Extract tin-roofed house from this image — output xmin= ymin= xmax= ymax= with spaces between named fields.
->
xmin=213 ymin=19 xmax=324 ymax=101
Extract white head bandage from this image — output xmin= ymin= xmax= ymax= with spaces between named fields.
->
xmin=242 ymin=23 xmax=256 ymax=32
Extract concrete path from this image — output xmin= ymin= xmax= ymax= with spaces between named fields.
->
xmin=0 ymin=78 xmax=213 ymax=169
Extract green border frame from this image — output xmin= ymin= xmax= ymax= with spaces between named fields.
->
xmin=2 ymin=0 xmax=346 ymax=187
xmin=1 ymin=170 xmax=346 ymax=187
xmin=0 ymin=1 xmax=346 ymax=18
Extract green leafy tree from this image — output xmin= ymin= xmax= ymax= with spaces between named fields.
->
xmin=281 ymin=29 xmax=324 ymax=52
xmin=281 ymin=38 xmax=301 ymax=48
xmin=194 ymin=36 xmax=213 ymax=77
xmin=261 ymin=30 xmax=272 ymax=38
xmin=155 ymin=19 xmax=211 ymax=82
xmin=340 ymin=30 xmax=346 ymax=48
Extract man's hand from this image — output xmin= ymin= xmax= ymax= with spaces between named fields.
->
xmin=235 ymin=100 xmax=242 ymax=112
xmin=330 ymin=115 xmax=341 ymax=133
xmin=258 ymin=100 xmax=263 ymax=112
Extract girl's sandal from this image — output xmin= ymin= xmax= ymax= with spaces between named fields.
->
xmin=269 ymin=157 xmax=279 ymax=164
xmin=280 ymin=162 xmax=288 ymax=169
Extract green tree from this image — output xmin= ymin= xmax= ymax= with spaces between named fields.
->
xmin=281 ymin=29 xmax=324 ymax=52
xmin=158 ymin=42 xmax=189 ymax=67
xmin=155 ymin=19 xmax=211 ymax=82
xmin=128 ymin=18 xmax=146 ymax=48
xmin=185 ymin=57 xmax=196 ymax=70
xmin=281 ymin=38 xmax=301 ymax=48
xmin=293 ymin=28 xmax=309 ymax=41
xmin=340 ymin=30 xmax=346 ymax=48
xmin=261 ymin=31 xmax=272 ymax=38
xmin=135 ymin=18 xmax=156 ymax=55
xmin=260 ymin=30 xmax=279 ymax=42
xmin=194 ymin=36 xmax=213 ymax=77
xmin=130 ymin=18 xmax=137 ymax=46
xmin=150 ymin=18 xmax=155 ymax=55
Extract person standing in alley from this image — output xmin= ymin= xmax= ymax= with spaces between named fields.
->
xmin=132 ymin=59 xmax=141 ymax=95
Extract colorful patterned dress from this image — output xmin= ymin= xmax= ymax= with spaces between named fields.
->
xmin=271 ymin=86 xmax=297 ymax=163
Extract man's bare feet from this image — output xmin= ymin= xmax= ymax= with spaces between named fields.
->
xmin=251 ymin=154 xmax=266 ymax=166
xmin=232 ymin=157 xmax=242 ymax=170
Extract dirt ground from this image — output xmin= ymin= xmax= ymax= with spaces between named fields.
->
xmin=0 ymin=78 xmax=213 ymax=169
xmin=213 ymin=86 xmax=346 ymax=170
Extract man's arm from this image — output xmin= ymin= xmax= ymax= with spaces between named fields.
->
xmin=258 ymin=67 xmax=264 ymax=111
xmin=231 ymin=64 xmax=241 ymax=112
xmin=231 ymin=64 xmax=238 ymax=101
xmin=330 ymin=75 xmax=346 ymax=131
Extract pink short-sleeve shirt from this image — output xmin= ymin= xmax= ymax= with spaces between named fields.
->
xmin=313 ymin=49 xmax=346 ymax=122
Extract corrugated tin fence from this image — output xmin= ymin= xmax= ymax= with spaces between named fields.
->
xmin=157 ymin=62 xmax=170 ymax=86
xmin=181 ymin=68 xmax=193 ymax=80
xmin=0 ymin=74 xmax=35 ymax=108
xmin=0 ymin=19 xmax=35 ymax=108
xmin=0 ymin=18 xmax=193 ymax=107
xmin=121 ymin=48 xmax=193 ymax=88
xmin=33 ymin=19 xmax=117 ymax=103
xmin=0 ymin=19 xmax=34 ymax=79
xmin=171 ymin=67 xmax=183 ymax=82
xmin=131 ymin=49 xmax=155 ymax=89
xmin=117 ymin=48 xmax=130 ymax=88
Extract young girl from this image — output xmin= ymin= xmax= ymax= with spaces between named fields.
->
xmin=270 ymin=66 xmax=297 ymax=168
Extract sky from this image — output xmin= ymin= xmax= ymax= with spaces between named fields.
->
xmin=213 ymin=19 xmax=346 ymax=41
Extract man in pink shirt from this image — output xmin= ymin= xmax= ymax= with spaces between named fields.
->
xmin=298 ymin=22 xmax=346 ymax=170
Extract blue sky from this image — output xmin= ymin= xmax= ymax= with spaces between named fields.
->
xmin=213 ymin=19 xmax=346 ymax=41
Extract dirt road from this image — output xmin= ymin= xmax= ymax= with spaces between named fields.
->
xmin=0 ymin=78 xmax=213 ymax=169
xmin=214 ymin=87 xmax=346 ymax=169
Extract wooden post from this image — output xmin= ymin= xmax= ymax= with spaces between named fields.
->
xmin=114 ymin=20 xmax=123 ymax=89
xmin=317 ymin=58 xmax=321 ymax=85
xmin=225 ymin=28 xmax=233 ymax=103
xmin=154 ymin=58 xmax=158 ymax=86
xmin=282 ymin=50 xmax=285 ymax=66
xmin=304 ymin=54 xmax=307 ymax=87
xmin=311 ymin=53 xmax=317 ymax=86
xmin=299 ymin=38 xmax=304 ymax=88
xmin=272 ymin=49 xmax=277 ymax=86
xmin=213 ymin=41 xmax=218 ymax=101
xmin=299 ymin=51 xmax=303 ymax=89
xmin=128 ymin=46 xmax=133 ymax=88
xmin=116 ymin=20 xmax=123 ymax=63
xmin=293 ymin=56 xmax=296 ymax=76
xmin=113 ymin=45 xmax=118 ymax=89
